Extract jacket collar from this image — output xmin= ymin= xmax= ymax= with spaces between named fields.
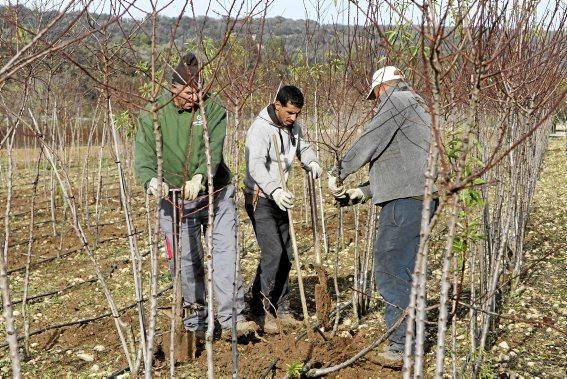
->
xmin=374 ymin=81 xmax=412 ymax=111
xmin=260 ymin=105 xmax=294 ymax=130
xmin=378 ymin=81 xmax=409 ymax=102
xmin=167 ymin=92 xmax=209 ymax=113
xmin=267 ymin=104 xmax=284 ymax=126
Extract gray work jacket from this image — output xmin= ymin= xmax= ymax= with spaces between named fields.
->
xmin=245 ymin=106 xmax=319 ymax=198
xmin=337 ymin=82 xmax=435 ymax=205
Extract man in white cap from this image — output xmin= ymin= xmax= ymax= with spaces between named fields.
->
xmin=327 ymin=66 xmax=437 ymax=368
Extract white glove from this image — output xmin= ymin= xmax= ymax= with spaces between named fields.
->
xmin=327 ymin=173 xmax=346 ymax=198
xmin=146 ymin=177 xmax=169 ymax=198
xmin=182 ymin=174 xmax=204 ymax=201
xmin=307 ymin=161 xmax=322 ymax=179
xmin=346 ymin=187 xmax=365 ymax=202
xmin=272 ymin=188 xmax=294 ymax=211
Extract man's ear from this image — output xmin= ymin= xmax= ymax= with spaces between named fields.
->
xmin=274 ymin=100 xmax=282 ymax=110
xmin=374 ymin=84 xmax=384 ymax=98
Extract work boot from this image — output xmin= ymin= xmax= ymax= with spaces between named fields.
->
xmin=250 ymin=313 xmax=280 ymax=334
xmin=277 ymin=312 xmax=303 ymax=329
xmin=221 ymin=320 xmax=259 ymax=341
xmin=193 ymin=328 xmax=206 ymax=341
xmin=262 ymin=315 xmax=280 ymax=334
xmin=376 ymin=348 xmax=403 ymax=369
xmin=237 ymin=320 xmax=258 ymax=335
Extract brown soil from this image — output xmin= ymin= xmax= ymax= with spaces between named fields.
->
xmin=1 ymin=142 xmax=565 ymax=377
xmin=0 ymin=151 xmax=397 ymax=378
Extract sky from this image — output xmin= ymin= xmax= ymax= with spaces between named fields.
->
xmin=0 ymin=0 xmax=370 ymax=24
xmin=2 ymin=0 xmax=563 ymax=27
xmin=131 ymin=0 xmax=564 ymax=28
xmin=112 ymin=0 xmax=370 ymax=24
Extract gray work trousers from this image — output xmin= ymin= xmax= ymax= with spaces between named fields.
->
xmin=374 ymin=197 xmax=438 ymax=352
xmin=159 ymin=184 xmax=245 ymax=331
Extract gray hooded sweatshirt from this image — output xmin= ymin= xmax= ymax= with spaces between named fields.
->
xmin=337 ymin=82 xmax=435 ymax=205
xmin=245 ymin=105 xmax=319 ymax=198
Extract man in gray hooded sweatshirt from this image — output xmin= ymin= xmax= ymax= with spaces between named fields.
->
xmin=244 ymin=85 xmax=322 ymax=333
xmin=328 ymin=66 xmax=437 ymax=368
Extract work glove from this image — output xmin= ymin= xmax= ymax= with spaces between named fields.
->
xmin=346 ymin=188 xmax=365 ymax=202
xmin=272 ymin=188 xmax=295 ymax=211
xmin=146 ymin=177 xmax=170 ymax=198
xmin=335 ymin=187 xmax=368 ymax=207
xmin=327 ymin=173 xmax=346 ymax=198
xmin=182 ymin=174 xmax=205 ymax=201
xmin=306 ymin=161 xmax=323 ymax=180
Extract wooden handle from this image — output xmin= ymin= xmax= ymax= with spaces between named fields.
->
xmin=271 ymin=134 xmax=311 ymax=327
xmin=271 ymin=134 xmax=288 ymax=191
xmin=307 ymin=173 xmax=322 ymax=265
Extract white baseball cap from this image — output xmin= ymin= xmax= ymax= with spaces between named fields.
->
xmin=366 ymin=66 xmax=405 ymax=100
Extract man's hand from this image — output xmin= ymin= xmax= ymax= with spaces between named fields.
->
xmin=327 ymin=173 xmax=346 ymax=198
xmin=272 ymin=188 xmax=294 ymax=211
xmin=146 ymin=177 xmax=170 ymax=198
xmin=335 ymin=187 xmax=368 ymax=207
xmin=346 ymin=188 xmax=365 ymax=202
xmin=182 ymin=174 xmax=204 ymax=201
xmin=307 ymin=161 xmax=322 ymax=179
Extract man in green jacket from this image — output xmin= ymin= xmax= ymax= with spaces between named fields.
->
xmin=135 ymin=52 xmax=256 ymax=339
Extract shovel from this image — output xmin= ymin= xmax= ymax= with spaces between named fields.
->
xmin=306 ymin=173 xmax=332 ymax=329
xmin=271 ymin=134 xmax=311 ymax=329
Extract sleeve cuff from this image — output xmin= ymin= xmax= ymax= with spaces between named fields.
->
xmin=330 ymin=162 xmax=349 ymax=180
xmin=143 ymin=178 xmax=151 ymax=190
xmin=329 ymin=163 xmax=340 ymax=177
xmin=263 ymin=182 xmax=280 ymax=198
xmin=359 ymin=184 xmax=372 ymax=200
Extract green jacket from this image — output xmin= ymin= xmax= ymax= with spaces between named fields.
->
xmin=135 ymin=92 xmax=232 ymax=191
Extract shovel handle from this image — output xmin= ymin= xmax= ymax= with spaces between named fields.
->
xmin=306 ymin=173 xmax=322 ymax=266
xmin=271 ymin=134 xmax=311 ymax=327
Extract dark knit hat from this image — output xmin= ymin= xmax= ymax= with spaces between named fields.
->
xmin=172 ymin=53 xmax=200 ymax=85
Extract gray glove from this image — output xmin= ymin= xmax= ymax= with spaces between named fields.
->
xmin=307 ymin=161 xmax=323 ymax=179
xmin=272 ymin=188 xmax=294 ymax=211
xmin=327 ymin=173 xmax=346 ymax=198
xmin=182 ymin=174 xmax=204 ymax=201
xmin=346 ymin=188 xmax=365 ymax=202
xmin=335 ymin=187 xmax=368 ymax=207
xmin=146 ymin=177 xmax=169 ymax=198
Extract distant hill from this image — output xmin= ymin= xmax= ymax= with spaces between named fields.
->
xmin=0 ymin=4 xmax=363 ymax=61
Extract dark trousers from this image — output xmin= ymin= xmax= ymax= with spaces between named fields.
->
xmin=245 ymin=194 xmax=292 ymax=316
xmin=374 ymin=197 xmax=438 ymax=351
